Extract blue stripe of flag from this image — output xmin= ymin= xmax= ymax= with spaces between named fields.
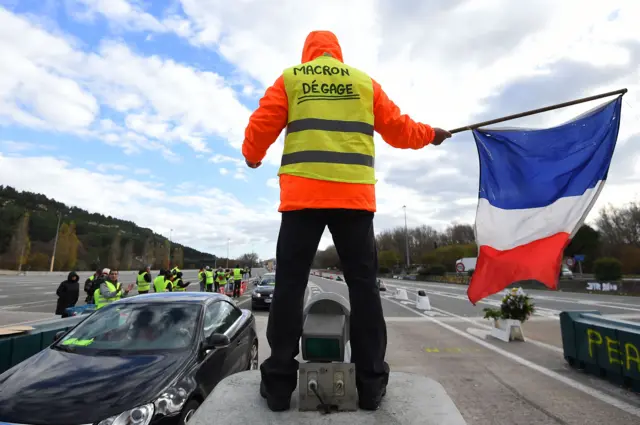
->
xmin=472 ymin=96 xmax=622 ymax=210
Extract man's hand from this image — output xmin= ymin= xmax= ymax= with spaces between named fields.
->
xmin=126 ymin=283 xmax=134 ymax=292
xmin=246 ymin=159 xmax=262 ymax=169
xmin=431 ymin=128 xmax=452 ymax=146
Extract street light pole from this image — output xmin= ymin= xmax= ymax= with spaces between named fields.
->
xmin=403 ymin=205 xmax=410 ymax=269
xmin=49 ymin=212 xmax=62 ymax=272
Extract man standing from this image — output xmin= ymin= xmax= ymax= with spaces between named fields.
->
xmin=94 ymin=269 xmax=134 ymax=309
xmin=198 ymin=267 xmax=207 ymax=292
xmin=232 ymin=264 xmax=243 ymax=298
xmin=137 ymin=266 xmax=152 ymax=294
xmin=242 ymin=30 xmax=451 ymax=412
xmin=204 ymin=266 xmax=214 ymax=292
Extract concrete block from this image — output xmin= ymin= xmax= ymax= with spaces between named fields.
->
xmin=395 ymin=288 xmax=408 ymax=300
xmin=189 ymin=370 xmax=467 ymax=425
xmin=416 ymin=293 xmax=431 ymax=311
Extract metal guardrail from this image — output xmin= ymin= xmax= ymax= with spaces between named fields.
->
xmin=560 ymin=311 xmax=640 ymax=392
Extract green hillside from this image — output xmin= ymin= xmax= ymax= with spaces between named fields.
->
xmin=0 ymin=185 xmax=217 ymax=271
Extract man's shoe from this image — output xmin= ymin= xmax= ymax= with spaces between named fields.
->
xmin=358 ymin=386 xmax=386 ymax=411
xmin=259 ymin=381 xmax=291 ymax=412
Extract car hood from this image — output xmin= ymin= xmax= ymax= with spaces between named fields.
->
xmin=254 ymin=286 xmax=275 ymax=294
xmin=0 ymin=346 xmax=189 ymax=425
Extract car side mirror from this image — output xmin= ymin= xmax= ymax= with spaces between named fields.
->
xmin=204 ymin=333 xmax=230 ymax=350
xmin=54 ymin=330 xmax=66 ymax=342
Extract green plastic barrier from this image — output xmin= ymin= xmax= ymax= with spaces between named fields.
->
xmin=560 ymin=311 xmax=640 ymax=392
xmin=0 ymin=315 xmax=88 ymax=375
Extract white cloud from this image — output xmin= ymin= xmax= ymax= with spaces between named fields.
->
xmin=0 ymin=8 xmax=251 ymax=156
xmin=0 ymin=153 xmax=280 ymax=257
xmin=266 ymin=178 xmax=278 ymax=189
xmin=219 ymin=167 xmax=229 ymax=175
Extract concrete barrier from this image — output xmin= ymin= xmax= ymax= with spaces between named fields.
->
xmin=395 ymin=288 xmax=408 ymax=300
xmin=188 ymin=370 xmax=467 ymax=424
xmin=560 ymin=310 xmax=640 ymax=392
xmin=0 ymin=315 xmax=86 ymax=374
xmin=416 ymin=290 xmax=431 ymax=311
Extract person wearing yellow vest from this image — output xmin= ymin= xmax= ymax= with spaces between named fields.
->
xmin=172 ymin=271 xmax=190 ymax=291
xmin=94 ymin=269 xmax=134 ymax=309
xmin=198 ymin=267 xmax=207 ymax=292
xmin=136 ymin=266 xmax=152 ymax=294
xmin=241 ymin=31 xmax=452 ymax=412
xmin=171 ymin=265 xmax=181 ymax=275
xmin=214 ymin=267 xmax=225 ymax=293
xmin=203 ymin=266 xmax=214 ymax=292
xmin=232 ymin=264 xmax=243 ymax=298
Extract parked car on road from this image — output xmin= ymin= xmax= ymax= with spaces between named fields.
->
xmin=0 ymin=292 xmax=258 ymax=425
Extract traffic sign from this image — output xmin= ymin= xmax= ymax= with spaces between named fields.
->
xmin=455 ymin=262 xmax=465 ymax=272
xmin=574 ymin=255 xmax=585 ymax=262
xmin=566 ymin=257 xmax=575 ymax=267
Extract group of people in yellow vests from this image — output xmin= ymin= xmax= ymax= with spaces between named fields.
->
xmin=88 ymin=264 xmax=251 ymax=309
xmin=198 ymin=264 xmax=251 ymax=298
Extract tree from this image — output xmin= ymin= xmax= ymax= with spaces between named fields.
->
xmin=28 ymin=252 xmax=49 ymax=270
xmin=238 ymin=252 xmax=259 ymax=267
xmin=121 ymin=238 xmax=134 ymax=270
xmin=142 ymin=236 xmax=153 ymax=265
xmin=7 ymin=212 xmax=30 ymax=270
xmin=565 ymin=224 xmax=600 ymax=272
xmin=53 ymin=223 xmax=70 ymax=271
xmin=65 ymin=222 xmax=80 ymax=270
xmin=153 ymin=242 xmax=165 ymax=269
xmin=378 ymin=250 xmax=400 ymax=270
xmin=172 ymin=247 xmax=184 ymax=269
xmin=161 ymin=240 xmax=170 ymax=269
xmin=109 ymin=233 xmax=122 ymax=269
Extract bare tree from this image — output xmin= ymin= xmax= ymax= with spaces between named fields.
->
xmin=109 ymin=232 xmax=122 ymax=269
xmin=121 ymin=239 xmax=134 ymax=270
xmin=8 ymin=212 xmax=30 ymax=271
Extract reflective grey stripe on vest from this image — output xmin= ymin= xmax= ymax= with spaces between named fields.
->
xmin=281 ymin=150 xmax=374 ymax=167
xmin=286 ymin=118 xmax=374 ymax=136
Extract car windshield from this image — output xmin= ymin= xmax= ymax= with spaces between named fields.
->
xmin=54 ymin=303 xmax=201 ymax=354
xmin=259 ymin=276 xmax=276 ymax=286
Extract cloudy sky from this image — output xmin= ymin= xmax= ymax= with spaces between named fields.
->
xmin=0 ymin=0 xmax=638 ymax=260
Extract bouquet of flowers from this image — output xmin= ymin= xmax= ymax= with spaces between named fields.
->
xmin=482 ymin=287 xmax=536 ymax=323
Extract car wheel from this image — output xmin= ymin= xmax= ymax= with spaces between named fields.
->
xmin=246 ymin=339 xmax=259 ymax=370
xmin=179 ymin=399 xmax=200 ymax=425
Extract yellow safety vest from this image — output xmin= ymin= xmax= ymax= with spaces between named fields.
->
xmin=233 ymin=268 xmax=242 ymax=280
xmin=94 ymin=281 xmax=121 ymax=309
xmin=216 ymin=271 xmax=226 ymax=284
xmin=279 ymin=55 xmax=376 ymax=184
xmin=205 ymin=270 xmax=214 ymax=285
xmin=137 ymin=272 xmax=150 ymax=292
xmin=154 ymin=275 xmax=167 ymax=292
xmin=174 ymin=278 xmax=186 ymax=291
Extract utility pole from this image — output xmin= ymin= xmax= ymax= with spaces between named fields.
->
xmin=49 ymin=212 xmax=62 ymax=272
xmin=403 ymin=205 xmax=410 ymax=269
xmin=226 ymin=238 xmax=230 ymax=268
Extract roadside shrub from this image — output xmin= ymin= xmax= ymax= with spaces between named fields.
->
xmin=594 ymin=257 xmax=623 ymax=282
xmin=467 ymin=268 xmax=475 ymax=278
xmin=427 ymin=264 xmax=446 ymax=276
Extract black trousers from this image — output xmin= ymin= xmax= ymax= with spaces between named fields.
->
xmin=233 ymin=280 xmax=241 ymax=298
xmin=214 ymin=282 xmax=220 ymax=293
xmin=260 ymin=209 xmax=389 ymax=402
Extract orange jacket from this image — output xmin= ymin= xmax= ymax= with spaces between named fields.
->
xmin=242 ymin=30 xmax=435 ymax=212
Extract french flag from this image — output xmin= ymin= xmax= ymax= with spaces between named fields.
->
xmin=467 ymin=97 xmax=623 ymax=304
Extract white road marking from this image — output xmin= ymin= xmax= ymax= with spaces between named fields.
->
xmin=381 ymin=294 xmax=640 ymax=418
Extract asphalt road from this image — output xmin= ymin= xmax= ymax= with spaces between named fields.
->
xmin=3 ymin=270 xmax=640 ymax=423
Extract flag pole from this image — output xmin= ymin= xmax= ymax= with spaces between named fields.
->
xmin=449 ymin=88 xmax=627 ymax=134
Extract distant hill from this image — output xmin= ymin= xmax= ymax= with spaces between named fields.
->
xmin=0 ymin=185 xmax=217 ymax=271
